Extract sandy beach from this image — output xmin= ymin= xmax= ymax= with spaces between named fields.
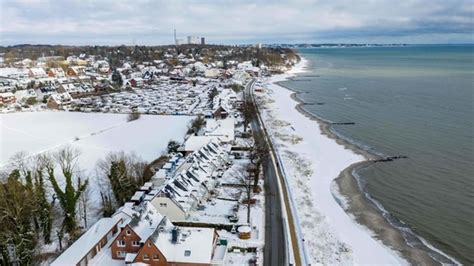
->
xmin=256 ymin=57 xmax=447 ymax=265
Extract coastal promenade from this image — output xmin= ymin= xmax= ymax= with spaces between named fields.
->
xmin=245 ymin=79 xmax=303 ymax=266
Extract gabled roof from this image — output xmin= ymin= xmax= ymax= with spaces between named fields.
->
xmin=128 ymin=202 xmax=169 ymax=242
xmin=29 ymin=67 xmax=47 ymax=76
xmin=51 ymin=216 xmax=123 ymax=266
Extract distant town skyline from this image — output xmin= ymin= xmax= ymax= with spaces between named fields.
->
xmin=0 ymin=0 xmax=473 ymax=45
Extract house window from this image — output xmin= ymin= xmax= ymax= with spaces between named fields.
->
xmin=152 ymin=254 xmax=159 ymax=260
xmin=126 ymin=230 xmax=131 ymax=235
xmin=147 ymin=242 xmax=152 ymax=247
xmin=160 ymin=203 xmax=167 ymax=207
xmin=184 ymin=250 xmax=191 ymax=257
xmin=117 ymin=251 xmax=126 ymax=258
xmin=117 ymin=240 xmax=126 ymax=247
xmin=143 ymin=254 xmax=150 ymax=260
xmin=132 ymin=241 xmax=140 ymax=247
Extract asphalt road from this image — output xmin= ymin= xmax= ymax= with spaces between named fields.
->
xmin=245 ymin=79 xmax=287 ymax=266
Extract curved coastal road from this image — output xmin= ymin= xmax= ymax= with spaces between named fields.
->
xmin=245 ymin=79 xmax=301 ymax=266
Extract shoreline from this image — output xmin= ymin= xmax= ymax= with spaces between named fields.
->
xmin=269 ymin=58 xmax=454 ymax=265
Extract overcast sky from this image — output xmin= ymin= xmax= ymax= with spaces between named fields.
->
xmin=0 ymin=0 xmax=472 ymax=45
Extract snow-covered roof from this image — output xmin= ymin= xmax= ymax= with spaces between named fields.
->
xmin=153 ymin=227 xmax=215 ymax=264
xmin=205 ymin=118 xmax=235 ymax=142
xmin=29 ymin=67 xmax=47 ymax=76
xmin=0 ymin=92 xmax=14 ymax=97
xmin=49 ymin=68 xmax=65 ymax=75
xmin=131 ymin=191 xmax=145 ymax=201
xmin=129 ymin=202 xmax=170 ymax=242
xmin=51 ymin=216 xmax=123 ymax=266
xmin=184 ymin=135 xmax=219 ymax=152
xmin=157 ymin=140 xmax=229 ymax=213
xmin=49 ymin=92 xmax=72 ymax=104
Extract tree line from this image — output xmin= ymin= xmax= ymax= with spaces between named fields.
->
xmin=0 ymin=148 xmax=88 ymax=265
xmin=0 ymin=147 xmax=152 ymax=265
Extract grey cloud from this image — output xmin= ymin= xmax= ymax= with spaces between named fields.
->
xmin=0 ymin=0 xmax=472 ymax=45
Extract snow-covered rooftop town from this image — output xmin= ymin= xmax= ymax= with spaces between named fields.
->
xmin=2 ymin=0 xmax=471 ymax=265
xmin=0 ymin=45 xmax=278 ymax=115
xmin=0 ymin=44 xmax=301 ymax=266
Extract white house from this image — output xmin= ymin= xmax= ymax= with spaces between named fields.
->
xmin=28 ymin=67 xmax=48 ymax=79
xmin=150 ymin=140 xmax=230 ymax=221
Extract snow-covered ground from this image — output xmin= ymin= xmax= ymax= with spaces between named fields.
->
xmin=188 ymin=155 xmax=265 ymax=265
xmin=1 ymin=112 xmax=192 ymax=173
xmin=256 ymin=59 xmax=406 ymax=265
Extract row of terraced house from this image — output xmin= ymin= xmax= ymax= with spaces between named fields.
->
xmin=51 ymin=140 xmax=231 ymax=266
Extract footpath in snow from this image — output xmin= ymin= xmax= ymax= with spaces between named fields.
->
xmin=256 ymin=59 xmax=406 ymax=264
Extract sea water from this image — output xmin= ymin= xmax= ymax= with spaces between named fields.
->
xmin=280 ymin=45 xmax=474 ymax=264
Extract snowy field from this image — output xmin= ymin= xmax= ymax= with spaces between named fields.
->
xmin=257 ymin=59 xmax=406 ymax=264
xmin=0 ymin=112 xmax=193 ymax=176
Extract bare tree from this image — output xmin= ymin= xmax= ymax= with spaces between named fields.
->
xmin=237 ymin=166 xmax=256 ymax=224
xmin=187 ymin=115 xmax=206 ymax=135
xmin=78 ymin=180 xmax=91 ymax=229
xmin=248 ymin=139 xmax=269 ymax=193
xmin=241 ymin=99 xmax=256 ymax=132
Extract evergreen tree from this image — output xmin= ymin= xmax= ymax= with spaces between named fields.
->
xmin=34 ymin=169 xmax=52 ymax=244
xmin=108 ymin=160 xmax=137 ymax=205
xmin=111 ymin=69 xmax=123 ymax=89
xmin=0 ymin=170 xmax=37 ymax=265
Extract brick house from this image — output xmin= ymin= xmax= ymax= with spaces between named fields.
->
xmin=46 ymin=92 xmax=72 ymax=109
xmin=28 ymin=67 xmax=48 ymax=79
xmin=132 ymin=227 xmax=220 ymax=266
xmin=213 ymin=106 xmax=228 ymax=120
xmin=109 ymin=202 xmax=226 ymax=265
xmin=110 ymin=224 xmax=143 ymax=259
xmin=0 ymin=92 xmax=16 ymax=104
xmin=48 ymin=67 xmax=66 ymax=78
xmin=67 ymin=66 xmax=86 ymax=76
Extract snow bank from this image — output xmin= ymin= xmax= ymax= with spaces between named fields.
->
xmin=258 ymin=59 xmax=406 ymax=264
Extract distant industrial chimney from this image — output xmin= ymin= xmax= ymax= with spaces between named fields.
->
xmin=174 ymin=29 xmax=177 ymax=45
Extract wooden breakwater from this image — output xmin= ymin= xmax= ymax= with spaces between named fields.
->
xmin=371 ymin=156 xmax=408 ymax=163
xmin=331 ymin=122 xmax=356 ymax=125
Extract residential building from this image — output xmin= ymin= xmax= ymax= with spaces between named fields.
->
xmin=213 ymin=106 xmax=228 ymax=119
xmin=48 ymin=68 xmax=66 ymax=78
xmin=0 ymin=92 xmax=16 ymax=104
xmin=108 ymin=202 xmax=225 ymax=265
xmin=67 ymin=66 xmax=86 ymax=76
xmin=28 ymin=67 xmax=48 ymax=79
xmin=51 ymin=216 xmax=124 ymax=266
xmin=47 ymin=92 xmax=72 ymax=109
xmin=151 ymin=140 xmax=230 ymax=220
